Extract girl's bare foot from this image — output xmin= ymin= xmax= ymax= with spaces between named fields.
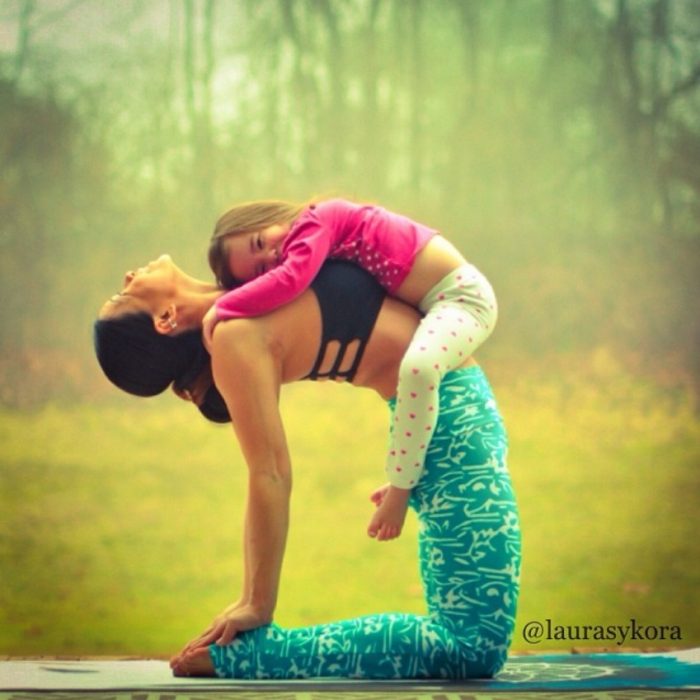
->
xmin=367 ymin=485 xmax=410 ymax=540
xmin=369 ymin=483 xmax=390 ymax=507
xmin=367 ymin=507 xmax=402 ymax=540
xmin=171 ymin=646 xmax=216 ymax=677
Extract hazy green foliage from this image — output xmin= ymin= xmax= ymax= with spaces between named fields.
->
xmin=1 ymin=371 xmax=698 ymax=654
xmin=0 ymin=0 xmax=699 ymax=657
xmin=0 ymin=0 xmax=698 ymax=404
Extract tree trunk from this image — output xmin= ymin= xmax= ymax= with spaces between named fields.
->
xmin=14 ymin=0 xmax=36 ymax=82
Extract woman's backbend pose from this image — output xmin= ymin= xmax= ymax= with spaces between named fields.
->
xmin=205 ymin=199 xmax=498 ymax=540
xmin=94 ymin=255 xmax=520 ymax=680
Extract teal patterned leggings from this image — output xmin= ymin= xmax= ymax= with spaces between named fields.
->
xmin=209 ymin=366 xmax=521 ymax=679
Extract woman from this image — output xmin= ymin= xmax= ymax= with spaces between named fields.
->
xmin=94 ymin=254 xmax=521 ymax=679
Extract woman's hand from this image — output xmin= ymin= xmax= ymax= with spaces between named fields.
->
xmin=193 ymin=600 xmax=270 ymax=647
xmin=170 ymin=601 xmax=270 ymax=668
xmin=202 ymin=305 xmax=219 ymax=353
xmin=213 ymin=601 xmax=271 ymax=645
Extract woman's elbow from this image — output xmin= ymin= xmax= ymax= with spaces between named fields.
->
xmin=250 ymin=467 xmax=292 ymax=496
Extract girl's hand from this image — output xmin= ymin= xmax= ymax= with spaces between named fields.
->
xmin=202 ymin=306 xmax=219 ymax=353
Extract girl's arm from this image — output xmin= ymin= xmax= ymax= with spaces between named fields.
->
xmin=184 ymin=318 xmax=292 ymax=649
xmin=215 ymin=214 xmax=334 ymax=321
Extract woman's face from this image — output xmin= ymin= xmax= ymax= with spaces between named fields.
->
xmin=100 ymin=254 xmax=178 ymax=318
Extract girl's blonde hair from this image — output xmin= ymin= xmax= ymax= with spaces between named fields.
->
xmin=208 ymin=199 xmax=311 ymax=288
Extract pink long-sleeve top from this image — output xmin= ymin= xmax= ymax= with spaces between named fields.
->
xmin=215 ymin=198 xmax=437 ymax=320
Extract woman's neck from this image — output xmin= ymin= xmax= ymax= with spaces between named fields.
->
xmin=175 ymin=275 xmax=221 ymax=328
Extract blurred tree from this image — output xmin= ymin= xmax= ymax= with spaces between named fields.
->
xmin=0 ymin=77 xmax=106 ymax=404
xmin=12 ymin=0 xmax=34 ymax=81
xmin=183 ymin=0 xmax=217 ymax=215
xmin=0 ymin=0 xmax=698 ymax=402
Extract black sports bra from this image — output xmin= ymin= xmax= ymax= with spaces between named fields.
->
xmin=306 ymin=260 xmax=385 ymax=382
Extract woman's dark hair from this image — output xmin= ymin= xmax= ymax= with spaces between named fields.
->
xmin=93 ymin=312 xmax=230 ymax=423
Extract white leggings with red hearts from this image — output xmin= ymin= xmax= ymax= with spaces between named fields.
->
xmin=387 ymin=264 xmax=497 ymax=489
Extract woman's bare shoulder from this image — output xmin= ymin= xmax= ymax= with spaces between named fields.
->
xmin=211 ymin=290 xmax=322 ymax=380
xmin=211 ymin=317 xmax=270 ymax=361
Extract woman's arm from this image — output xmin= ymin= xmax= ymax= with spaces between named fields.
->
xmin=215 ymin=317 xmax=291 ymax=614
xmin=192 ymin=318 xmax=292 ymax=648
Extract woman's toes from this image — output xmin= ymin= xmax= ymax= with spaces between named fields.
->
xmin=172 ymin=648 xmax=216 ymax=677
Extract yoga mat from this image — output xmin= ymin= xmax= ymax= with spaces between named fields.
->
xmin=0 ymin=649 xmax=698 ymax=693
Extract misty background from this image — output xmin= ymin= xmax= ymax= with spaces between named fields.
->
xmin=1 ymin=0 xmax=699 ymax=405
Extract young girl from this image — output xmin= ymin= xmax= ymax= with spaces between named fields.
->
xmin=204 ymin=198 xmax=497 ymax=542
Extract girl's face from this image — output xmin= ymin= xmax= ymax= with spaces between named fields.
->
xmin=101 ymin=254 xmax=178 ymax=317
xmin=225 ymin=224 xmax=289 ymax=283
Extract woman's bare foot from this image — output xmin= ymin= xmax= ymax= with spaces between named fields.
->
xmin=171 ymin=646 xmax=216 ymax=677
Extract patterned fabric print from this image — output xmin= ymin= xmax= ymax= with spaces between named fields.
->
xmin=411 ymin=366 xmax=520 ymax=678
xmin=210 ymin=366 xmax=520 ymax=680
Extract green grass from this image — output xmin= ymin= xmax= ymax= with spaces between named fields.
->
xmin=1 ymin=365 xmax=699 ymax=656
